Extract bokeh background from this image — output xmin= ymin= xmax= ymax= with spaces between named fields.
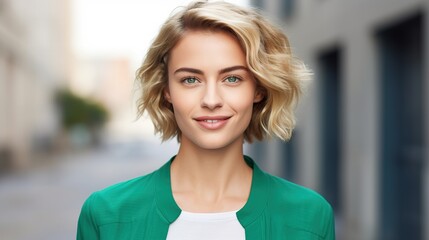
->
xmin=0 ymin=0 xmax=427 ymax=239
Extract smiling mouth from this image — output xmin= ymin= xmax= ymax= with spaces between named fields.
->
xmin=194 ymin=116 xmax=231 ymax=130
xmin=194 ymin=116 xmax=231 ymax=121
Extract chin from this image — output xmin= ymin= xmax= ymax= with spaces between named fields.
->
xmin=198 ymin=143 xmax=231 ymax=151
xmin=192 ymin=136 xmax=243 ymax=151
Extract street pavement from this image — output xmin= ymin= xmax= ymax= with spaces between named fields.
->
xmin=0 ymin=139 xmax=179 ymax=240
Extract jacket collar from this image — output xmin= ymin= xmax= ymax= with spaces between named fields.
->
xmin=154 ymin=155 xmax=270 ymax=226
xmin=237 ymin=155 xmax=270 ymax=227
xmin=154 ymin=156 xmax=181 ymax=223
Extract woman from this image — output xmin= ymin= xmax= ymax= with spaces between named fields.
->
xmin=77 ymin=1 xmax=335 ymax=239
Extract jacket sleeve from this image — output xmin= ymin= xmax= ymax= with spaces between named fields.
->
xmin=323 ymin=204 xmax=336 ymax=240
xmin=77 ymin=193 xmax=99 ymax=240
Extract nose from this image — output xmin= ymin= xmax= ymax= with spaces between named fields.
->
xmin=201 ymin=81 xmax=223 ymax=109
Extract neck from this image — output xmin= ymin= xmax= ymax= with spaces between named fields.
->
xmin=170 ymin=136 xmax=252 ymax=212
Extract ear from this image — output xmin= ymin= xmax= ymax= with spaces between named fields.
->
xmin=164 ymin=86 xmax=172 ymax=103
xmin=253 ymin=88 xmax=265 ymax=103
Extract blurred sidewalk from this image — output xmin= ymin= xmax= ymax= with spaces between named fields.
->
xmin=0 ymin=139 xmax=178 ymax=240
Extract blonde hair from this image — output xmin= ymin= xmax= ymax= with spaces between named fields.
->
xmin=136 ymin=1 xmax=311 ymax=142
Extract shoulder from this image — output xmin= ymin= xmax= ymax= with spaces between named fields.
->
xmin=80 ymin=169 xmax=159 ymax=226
xmin=265 ymin=173 xmax=334 ymax=238
xmin=268 ymin=174 xmax=331 ymax=212
xmin=96 ymin=170 xmax=158 ymax=205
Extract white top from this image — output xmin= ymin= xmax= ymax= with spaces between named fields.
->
xmin=166 ymin=210 xmax=245 ymax=240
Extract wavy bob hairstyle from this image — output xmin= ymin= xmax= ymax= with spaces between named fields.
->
xmin=136 ymin=0 xmax=311 ymax=142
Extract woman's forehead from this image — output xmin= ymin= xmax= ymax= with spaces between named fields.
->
xmin=168 ymin=30 xmax=247 ymax=72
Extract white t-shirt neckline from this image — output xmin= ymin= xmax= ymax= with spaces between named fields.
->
xmin=178 ymin=210 xmax=239 ymax=222
xmin=166 ymin=209 xmax=245 ymax=240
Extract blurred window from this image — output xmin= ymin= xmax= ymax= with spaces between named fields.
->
xmin=282 ymin=130 xmax=298 ymax=181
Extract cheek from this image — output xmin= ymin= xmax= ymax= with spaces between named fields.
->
xmin=226 ymin=87 xmax=257 ymax=111
xmin=226 ymin=94 xmax=255 ymax=116
xmin=167 ymin=84 xmax=193 ymax=109
xmin=169 ymin=91 xmax=196 ymax=118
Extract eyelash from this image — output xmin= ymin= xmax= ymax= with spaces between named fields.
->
xmin=180 ymin=75 xmax=242 ymax=85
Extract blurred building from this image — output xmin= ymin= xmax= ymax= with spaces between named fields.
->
xmin=0 ymin=0 xmax=71 ymax=169
xmin=71 ymin=57 xmax=140 ymax=140
xmin=249 ymin=0 xmax=428 ymax=239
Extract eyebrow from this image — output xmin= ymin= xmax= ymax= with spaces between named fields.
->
xmin=173 ymin=65 xmax=249 ymax=75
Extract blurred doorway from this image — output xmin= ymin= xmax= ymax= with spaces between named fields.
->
xmin=318 ymin=47 xmax=342 ymax=214
xmin=378 ymin=13 xmax=424 ymax=240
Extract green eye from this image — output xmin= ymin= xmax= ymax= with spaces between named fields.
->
xmin=184 ymin=77 xmax=198 ymax=84
xmin=226 ymin=76 xmax=239 ymax=83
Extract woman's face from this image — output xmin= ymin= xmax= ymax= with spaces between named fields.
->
xmin=165 ymin=30 xmax=262 ymax=150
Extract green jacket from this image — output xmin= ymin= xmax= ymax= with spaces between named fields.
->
xmin=77 ymin=156 xmax=335 ymax=239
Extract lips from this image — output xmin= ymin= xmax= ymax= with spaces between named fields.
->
xmin=194 ymin=116 xmax=231 ymax=130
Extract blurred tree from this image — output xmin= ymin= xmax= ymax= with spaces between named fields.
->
xmin=55 ymin=89 xmax=109 ymax=146
xmin=56 ymin=89 xmax=109 ymax=129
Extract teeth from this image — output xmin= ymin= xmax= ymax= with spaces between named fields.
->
xmin=204 ymin=120 xmax=218 ymax=123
